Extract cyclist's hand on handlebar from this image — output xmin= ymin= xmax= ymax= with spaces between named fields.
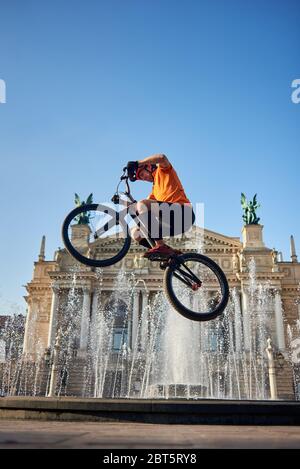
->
xmin=125 ymin=161 xmax=139 ymax=181
xmin=126 ymin=161 xmax=139 ymax=171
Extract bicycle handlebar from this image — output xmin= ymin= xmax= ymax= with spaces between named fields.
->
xmin=111 ymin=168 xmax=134 ymax=204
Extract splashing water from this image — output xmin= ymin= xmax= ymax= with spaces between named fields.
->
xmin=59 ymin=258 xmax=286 ymax=399
xmin=0 ymin=258 xmax=298 ymax=399
xmin=287 ymin=314 xmax=300 ymax=400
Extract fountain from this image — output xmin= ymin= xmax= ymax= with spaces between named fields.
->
xmin=2 ymin=195 xmax=300 ymax=423
xmin=1 ymin=257 xmax=298 ymax=402
xmin=1 ymin=255 xmax=300 ymax=425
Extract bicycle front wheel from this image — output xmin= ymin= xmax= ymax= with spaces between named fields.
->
xmin=163 ymin=253 xmax=229 ymax=321
xmin=62 ymin=203 xmax=131 ymax=267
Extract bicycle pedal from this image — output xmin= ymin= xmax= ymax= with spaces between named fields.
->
xmin=147 ymin=253 xmax=171 ymax=262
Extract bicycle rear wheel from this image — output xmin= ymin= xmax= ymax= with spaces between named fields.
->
xmin=62 ymin=203 xmax=131 ymax=267
xmin=163 ymin=253 xmax=229 ymax=321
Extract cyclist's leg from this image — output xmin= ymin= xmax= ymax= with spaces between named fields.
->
xmin=134 ymin=200 xmax=182 ymax=257
xmin=131 ymin=225 xmax=154 ymax=249
xmin=130 ymin=199 xmax=161 ymax=248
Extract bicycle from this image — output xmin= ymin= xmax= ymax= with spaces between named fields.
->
xmin=61 ymin=167 xmax=229 ymax=321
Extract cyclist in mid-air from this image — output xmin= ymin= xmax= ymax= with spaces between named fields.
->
xmin=127 ymin=154 xmax=195 ymax=259
xmin=62 ymin=153 xmax=228 ymax=320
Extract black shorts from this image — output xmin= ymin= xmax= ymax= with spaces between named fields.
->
xmin=137 ymin=201 xmax=195 ymax=241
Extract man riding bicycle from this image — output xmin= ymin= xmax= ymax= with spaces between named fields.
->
xmin=127 ymin=154 xmax=195 ymax=259
xmin=62 ymin=155 xmax=229 ymax=320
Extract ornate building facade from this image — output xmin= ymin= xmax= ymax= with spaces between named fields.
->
xmin=21 ymin=224 xmax=300 ymax=400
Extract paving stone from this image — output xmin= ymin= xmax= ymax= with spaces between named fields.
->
xmin=0 ymin=420 xmax=300 ymax=448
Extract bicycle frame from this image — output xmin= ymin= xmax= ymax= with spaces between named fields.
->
xmin=62 ymin=167 xmax=229 ymax=319
xmin=96 ymin=169 xmax=156 ymax=248
xmin=90 ymin=169 xmax=155 ymax=249
xmin=105 ymin=168 xmax=201 ymax=289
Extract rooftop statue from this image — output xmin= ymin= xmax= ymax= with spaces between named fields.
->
xmin=241 ymin=193 xmax=260 ymax=225
xmin=74 ymin=193 xmax=93 ymax=225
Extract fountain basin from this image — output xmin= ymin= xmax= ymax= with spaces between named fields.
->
xmin=1 ymin=397 xmax=300 ymax=425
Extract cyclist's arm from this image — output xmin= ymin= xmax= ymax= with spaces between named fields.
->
xmin=138 ymin=153 xmax=171 ymax=169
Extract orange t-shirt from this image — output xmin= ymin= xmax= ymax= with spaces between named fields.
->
xmin=148 ymin=164 xmax=191 ymax=205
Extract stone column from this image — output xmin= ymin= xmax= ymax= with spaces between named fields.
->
xmin=22 ymin=302 xmax=31 ymax=355
xmin=274 ymin=291 xmax=286 ymax=350
xmin=266 ymin=338 xmax=278 ymax=400
xmin=47 ymin=285 xmax=60 ymax=349
xmin=47 ymin=330 xmax=61 ymax=397
xmin=23 ymin=299 xmax=33 ymax=355
xmin=241 ymin=287 xmax=251 ymax=350
xmin=233 ymin=289 xmax=243 ymax=352
xmin=91 ymin=290 xmax=98 ymax=324
xmin=80 ymin=287 xmax=91 ymax=351
xmin=141 ymin=291 xmax=149 ymax=349
xmin=290 ymin=235 xmax=298 ymax=262
xmin=131 ymin=291 xmax=139 ymax=349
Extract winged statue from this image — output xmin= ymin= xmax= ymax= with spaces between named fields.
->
xmin=74 ymin=193 xmax=93 ymax=224
xmin=241 ymin=193 xmax=260 ymax=225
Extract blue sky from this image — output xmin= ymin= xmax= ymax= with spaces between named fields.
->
xmin=0 ymin=0 xmax=299 ymax=314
